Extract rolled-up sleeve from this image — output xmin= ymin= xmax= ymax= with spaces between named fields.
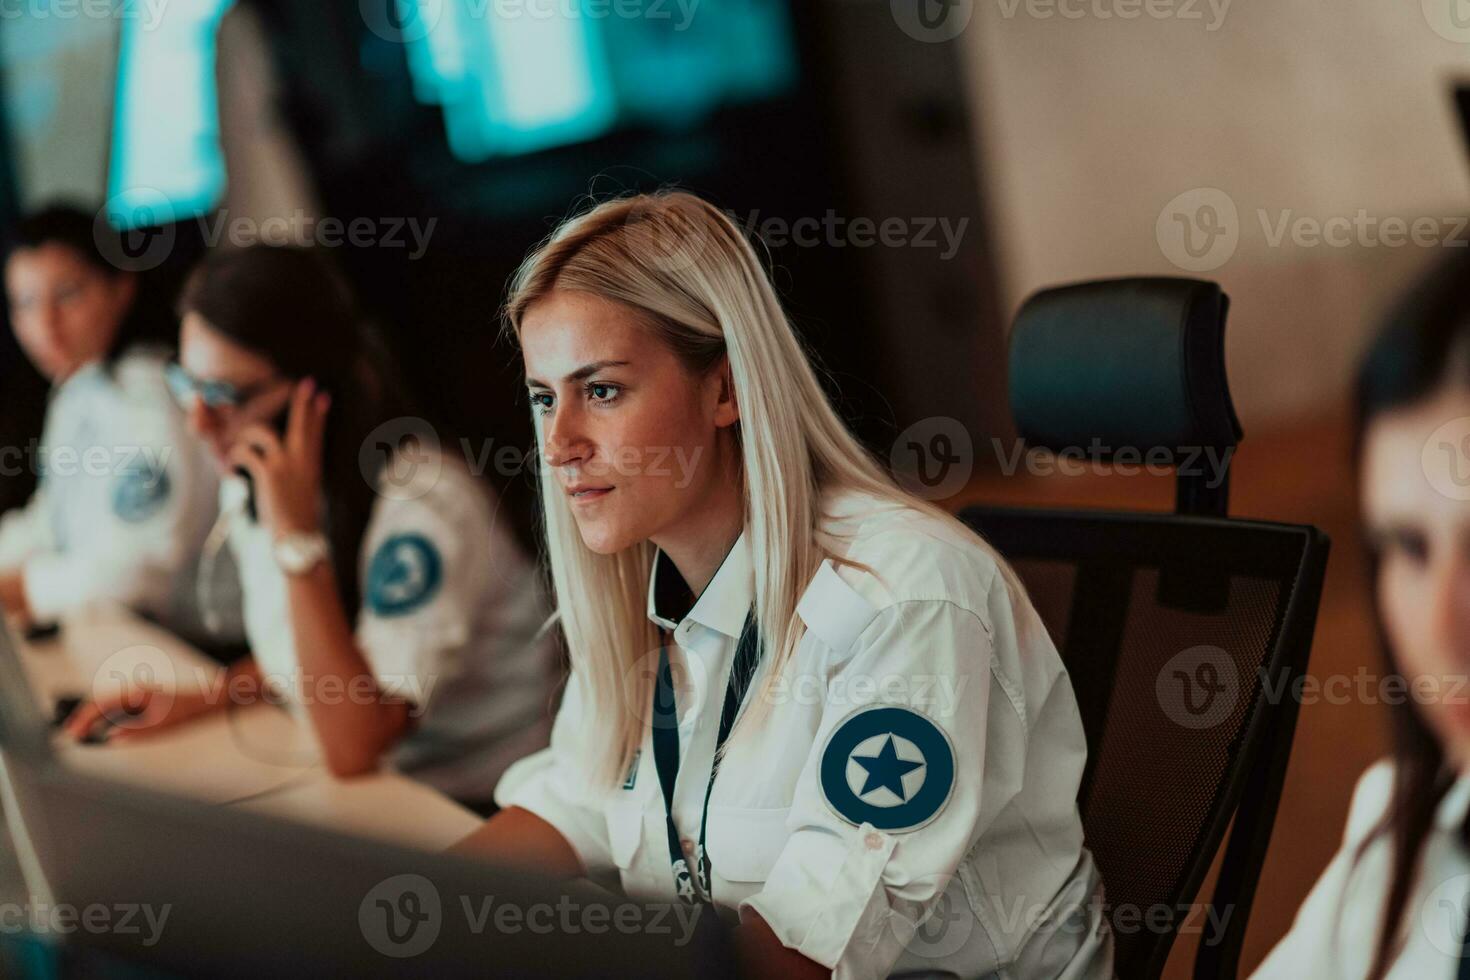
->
xmin=741 ymin=599 xmax=1003 ymax=980
xmin=493 ymin=664 xmax=616 ymax=876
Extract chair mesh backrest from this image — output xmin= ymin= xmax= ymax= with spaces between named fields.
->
xmin=961 ymin=509 xmax=1311 ymax=976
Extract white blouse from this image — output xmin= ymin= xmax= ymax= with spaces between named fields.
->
xmin=496 ymin=489 xmax=1114 ymax=979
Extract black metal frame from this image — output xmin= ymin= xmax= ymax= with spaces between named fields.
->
xmin=958 ymin=506 xmax=1329 ymax=980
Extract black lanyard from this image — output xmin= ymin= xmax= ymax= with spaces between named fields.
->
xmin=650 ymin=612 xmax=761 ymax=905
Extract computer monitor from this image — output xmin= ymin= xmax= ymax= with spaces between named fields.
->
xmin=0 ymin=619 xmax=733 ymax=978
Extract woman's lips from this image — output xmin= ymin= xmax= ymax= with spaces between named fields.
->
xmin=569 ymin=487 xmax=613 ymax=504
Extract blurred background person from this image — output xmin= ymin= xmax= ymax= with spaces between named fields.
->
xmin=1254 ymin=252 xmax=1470 ymax=977
xmin=0 ymin=204 xmax=218 ymax=636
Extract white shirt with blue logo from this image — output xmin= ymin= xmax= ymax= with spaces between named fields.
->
xmin=0 ymin=347 xmax=219 ymax=628
xmin=495 ymin=488 xmax=1114 ymax=979
xmin=224 ymin=448 xmax=554 ymax=804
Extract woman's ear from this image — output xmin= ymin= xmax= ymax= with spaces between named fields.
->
xmin=710 ymin=355 xmax=739 ymax=429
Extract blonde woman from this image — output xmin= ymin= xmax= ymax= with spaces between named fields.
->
xmin=456 ymin=192 xmax=1113 ymax=979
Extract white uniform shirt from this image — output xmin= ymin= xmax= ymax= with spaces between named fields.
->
xmin=0 ymin=347 xmax=218 ymax=628
xmin=224 ymin=448 xmax=553 ymax=803
xmin=1253 ymin=760 xmax=1470 ymax=979
xmin=496 ymin=489 xmax=1114 ymax=979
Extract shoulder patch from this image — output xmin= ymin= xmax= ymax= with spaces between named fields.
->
xmin=365 ymin=532 xmax=443 ymax=616
xmin=111 ymin=460 xmax=171 ymax=523
xmin=819 ymin=705 xmax=955 ymax=832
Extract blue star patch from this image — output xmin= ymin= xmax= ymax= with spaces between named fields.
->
xmin=111 ymin=461 xmax=171 ymax=523
xmin=819 ymin=706 xmax=955 ymax=832
xmin=365 ymin=533 xmax=443 ymax=616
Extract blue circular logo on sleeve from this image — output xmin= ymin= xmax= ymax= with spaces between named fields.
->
xmin=111 ymin=462 xmax=171 ymax=523
xmin=365 ymin=533 xmax=443 ymax=616
xmin=820 ymin=706 xmax=956 ymax=832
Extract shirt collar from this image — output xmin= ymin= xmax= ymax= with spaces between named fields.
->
xmin=645 ymin=531 xmax=753 ymax=640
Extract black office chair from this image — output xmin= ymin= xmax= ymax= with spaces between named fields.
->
xmin=959 ymin=278 xmax=1330 ymax=980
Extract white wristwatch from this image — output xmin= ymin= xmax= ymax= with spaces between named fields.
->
xmin=273 ymin=531 xmax=330 ymax=576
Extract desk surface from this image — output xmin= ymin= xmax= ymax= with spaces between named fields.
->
xmin=12 ymin=604 xmax=481 ymax=851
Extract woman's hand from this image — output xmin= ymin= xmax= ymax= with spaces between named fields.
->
xmin=62 ymin=685 xmax=221 ymax=742
xmin=228 ymin=378 xmax=331 ymax=536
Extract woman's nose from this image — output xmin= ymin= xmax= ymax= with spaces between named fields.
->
xmin=185 ymin=398 xmax=215 ymax=437
xmin=542 ymin=409 xmax=588 ymax=468
xmin=37 ymin=304 xmax=65 ymax=346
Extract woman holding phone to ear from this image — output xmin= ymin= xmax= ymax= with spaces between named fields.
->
xmin=454 ymin=192 xmax=1112 ymax=979
xmin=67 ymin=245 xmax=553 ymax=811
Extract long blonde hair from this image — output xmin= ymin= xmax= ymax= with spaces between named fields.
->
xmin=504 ymin=190 xmax=1014 ymax=787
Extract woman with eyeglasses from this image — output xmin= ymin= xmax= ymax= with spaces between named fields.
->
xmin=0 ymin=205 xmax=218 ymax=633
xmin=1253 ymin=251 xmax=1470 ymax=977
xmin=453 ymin=192 xmax=1113 ymax=979
xmin=66 ymin=245 xmax=554 ymax=811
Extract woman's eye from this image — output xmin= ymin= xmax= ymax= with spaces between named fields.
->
xmin=587 ymin=382 xmax=620 ymax=403
xmin=1383 ymin=528 xmax=1430 ymax=566
xmin=529 ymin=392 xmax=554 ymax=415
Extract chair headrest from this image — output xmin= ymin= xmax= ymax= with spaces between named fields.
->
xmin=1009 ymin=277 xmax=1242 ymax=463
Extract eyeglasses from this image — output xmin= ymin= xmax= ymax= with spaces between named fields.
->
xmin=165 ymin=360 xmax=282 ymax=411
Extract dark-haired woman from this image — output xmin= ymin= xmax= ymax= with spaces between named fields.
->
xmin=68 ymin=245 xmax=553 ymax=810
xmin=1255 ymin=252 xmax=1470 ymax=977
xmin=0 ymin=205 xmax=217 ymax=631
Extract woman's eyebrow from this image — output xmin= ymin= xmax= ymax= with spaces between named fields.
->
xmin=525 ymin=360 xmax=631 ymax=388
